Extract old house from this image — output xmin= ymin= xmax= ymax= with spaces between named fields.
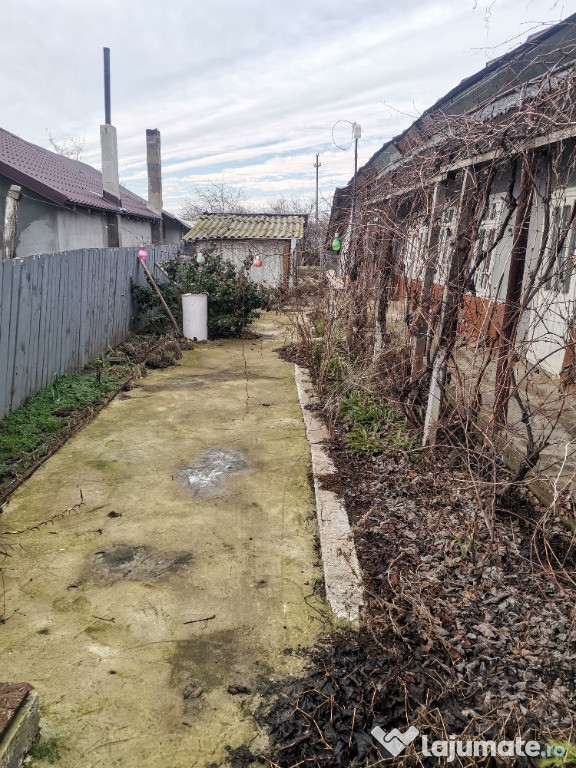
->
xmin=0 ymin=126 xmax=187 ymax=258
xmin=329 ymin=12 xmax=576 ymax=385
xmin=183 ymin=213 xmax=307 ymax=287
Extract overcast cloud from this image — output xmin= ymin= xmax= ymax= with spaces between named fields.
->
xmin=1 ymin=0 xmax=573 ymax=215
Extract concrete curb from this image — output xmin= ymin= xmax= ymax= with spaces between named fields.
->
xmin=0 ymin=688 xmax=40 ymax=768
xmin=294 ymin=365 xmax=364 ymax=625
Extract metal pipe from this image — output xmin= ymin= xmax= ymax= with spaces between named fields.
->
xmin=314 ymin=153 xmax=320 ymax=224
xmin=103 ymin=47 xmax=111 ymax=125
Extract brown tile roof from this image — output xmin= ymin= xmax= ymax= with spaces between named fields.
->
xmin=0 ymin=127 xmax=160 ymax=220
xmin=184 ymin=213 xmax=307 ymax=241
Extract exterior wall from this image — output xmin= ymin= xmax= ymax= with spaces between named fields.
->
xmin=396 ymin=164 xmax=576 ymax=375
xmin=119 ymin=216 xmax=153 ymax=247
xmin=0 ymin=179 xmax=59 ymax=256
xmin=197 ymin=238 xmax=288 ymax=287
xmin=163 ymin=217 xmax=185 ymax=246
xmin=57 ymin=206 xmax=106 ymax=252
xmin=0 ymin=176 xmax=156 ymax=256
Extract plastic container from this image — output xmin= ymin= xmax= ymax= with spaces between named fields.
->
xmin=182 ymin=293 xmax=208 ymax=341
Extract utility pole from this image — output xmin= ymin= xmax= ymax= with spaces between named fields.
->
xmin=314 ymin=153 xmax=323 ymax=271
xmin=314 ymin=153 xmax=321 ymax=223
xmin=348 ymin=123 xmax=361 ymax=278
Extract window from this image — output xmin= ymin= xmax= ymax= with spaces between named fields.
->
xmin=473 ymin=199 xmax=503 ymax=296
xmin=435 ymin=206 xmax=458 ymax=284
xmin=403 ymin=223 xmax=428 ymax=281
xmin=545 ymin=204 xmax=576 ymax=294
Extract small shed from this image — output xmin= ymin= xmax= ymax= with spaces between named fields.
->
xmin=183 ymin=213 xmax=307 ymax=287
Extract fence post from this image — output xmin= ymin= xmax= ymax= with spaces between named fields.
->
xmin=2 ymin=185 xmax=22 ymax=260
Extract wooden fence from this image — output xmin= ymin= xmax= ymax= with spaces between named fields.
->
xmin=0 ymin=244 xmax=178 ymax=419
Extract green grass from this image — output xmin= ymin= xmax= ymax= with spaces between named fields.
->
xmin=0 ymin=366 xmax=132 ymax=488
xmin=339 ymin=391 xmax=415 ymax=455
xmin=28 ymin=736 xmax=66 ymax=763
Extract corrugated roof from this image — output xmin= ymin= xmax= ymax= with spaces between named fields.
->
xmin=184 ymin=213 xmax=307 ymax=241
xmin=0 ymin=127 xmax=160 ymax=220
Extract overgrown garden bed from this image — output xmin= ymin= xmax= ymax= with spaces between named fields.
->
xmin=239 ymin=338 xmax=576 ymax=768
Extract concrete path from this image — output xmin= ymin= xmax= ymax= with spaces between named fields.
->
xmin=0 ymin=315 xmax=329 ymax=768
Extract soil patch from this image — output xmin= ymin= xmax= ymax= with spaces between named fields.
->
xmin=87 ymin=543 xmax=193 ymax=582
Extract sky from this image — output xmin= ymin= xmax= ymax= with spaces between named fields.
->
xmin=1 ymin=0 xmax=574 ymax=217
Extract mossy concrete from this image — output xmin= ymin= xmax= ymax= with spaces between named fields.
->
xmin=0 ymin=314 xmax=329 ymax=767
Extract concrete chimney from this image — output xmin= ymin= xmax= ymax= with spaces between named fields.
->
xmin=100 ymin=124 xmax=120 ymax=205
xmin=100 ymin=47 xmax=120 ymax=206
xmin=146 ymin=129 xmax=163 ymax=214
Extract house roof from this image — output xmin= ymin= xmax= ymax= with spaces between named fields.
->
xmin=356 ymin=11 xmax=576 ymax=182
xmin=183 ymin=213 xmax=307 ymax=242
xmin=0 ymin=127 xmax=160 ymax=220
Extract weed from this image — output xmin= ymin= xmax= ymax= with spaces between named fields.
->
xmin=28 ymin=736 xmax=65 ymax=763
xmin=339 ymin=391 xmax=415 ymax=455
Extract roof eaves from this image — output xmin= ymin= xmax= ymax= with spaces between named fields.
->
xmin=0 ymin=161 xmax=69 ymax=207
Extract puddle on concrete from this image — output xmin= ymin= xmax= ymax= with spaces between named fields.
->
xmin=86 ymin=544 xmax=193 ymax=582
xmin=180 ymin=448 xmax=251 ymax=498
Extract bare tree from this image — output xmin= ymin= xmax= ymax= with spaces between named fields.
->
xmin=46 ymin=131 xmax=86 ymax=162
xmin=180 ymin=181 xmax=249 ymax=220
xmin=265 ymin=194 xmax=314 ymax=216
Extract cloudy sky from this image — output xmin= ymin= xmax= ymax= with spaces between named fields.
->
xmin=1 ymin=0 xmax=574 ymax=216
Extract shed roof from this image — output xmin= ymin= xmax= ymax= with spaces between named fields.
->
xmin=0 ymin=127 xmax=160 ymax=220
xmin=184 ymin=213 xmax=307 ymax=241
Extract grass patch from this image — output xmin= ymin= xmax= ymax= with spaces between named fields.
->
xmin=0 ymin=365 xmax=133 ymax=495
xmin=28 ymin=736 xmax=66 ymax=763
xmin=339 ymin=391 xmax=415 ymax=455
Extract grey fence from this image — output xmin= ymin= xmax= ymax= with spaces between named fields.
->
xmin=0 ymin=244 xmax=178 ymax=419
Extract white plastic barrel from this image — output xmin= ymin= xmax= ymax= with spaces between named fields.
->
xmin=182 ymin=293 xmax=208 ymax=341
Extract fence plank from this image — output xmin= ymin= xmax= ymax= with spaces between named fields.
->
xmin=0 ymin=244 xmax=177 ymax=418
xmin=7 ymin=261 xmax=23 ymax=413
xmin=27 ymin=257 xmax=42 ymax=401
xmin=0 ymin=262 xmax=14 ymax=416
xmin=12 ymin=257 xmax=34 ymax=411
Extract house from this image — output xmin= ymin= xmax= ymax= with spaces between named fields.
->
xmin=0 ymin=126 xmax=188 ymax=258
xmin=183 ymin=213 xmax=307 ymax=287
xmin=328 ymin=12 xmax=576 ymax=385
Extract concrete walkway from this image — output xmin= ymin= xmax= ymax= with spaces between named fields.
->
xmin=0 ymin=314 xmax=329 ymax=767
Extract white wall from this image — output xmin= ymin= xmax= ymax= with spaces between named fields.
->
xmin=208 ymin=239 xmax=287 ymax=287
xmin=119 ymin=216 xmax=153 ymax=247
xmin=57 ymin=207 xmax=106 ymax=251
